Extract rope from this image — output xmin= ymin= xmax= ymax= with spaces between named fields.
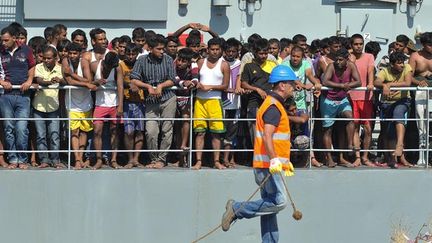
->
xmin=191 ymin=173 xmax=272 ymax=243
xmin=280 ymin=172 xmax=297 ymax=211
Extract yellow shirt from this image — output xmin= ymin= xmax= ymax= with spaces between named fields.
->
xmin=119 ymin=61 xmax=145 ymax=103
xmin=33 ymin=63 xmax=62 ymax=112
xmin=261 ymin=60 xmax=277 ymax=74
xmin=377 ymin=64 xmax=412 ymax=102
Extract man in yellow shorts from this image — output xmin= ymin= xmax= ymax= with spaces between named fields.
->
xmin=192 ymin=38 xmax=230 ymax=169
xmin=63 ymin=43 xmax=96 ymax=169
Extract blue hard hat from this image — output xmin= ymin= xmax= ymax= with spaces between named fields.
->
xmin=268 ymin=65 xmax=297 ymax=84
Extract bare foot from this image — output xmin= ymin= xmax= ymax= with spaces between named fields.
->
xmin=169 ymin=161 xmax=180 ymax=167
xmin=54 ymin=163 xmax=66 ymax=169
xmin=31 ymin=155 xmax=37 ymax=167
xmin=361 ymin=158 xmax=377 ymax=167
xmin=393 ymin=144 xmax=403 ymax=157
xmin=74 ymin=160 xmax=83 ymax=170
xmin=0 ymin=159 xmax=8 ymax=168
xmin=224 ymin=162 xmax=236 ymax=168
xmin=339 ymin=155 xmax=351 ymax=165
xmin=192 ymin=160 xmax=202 ymax=170
xmin=93 ymin=159 xmax=103 ymax=170
xmin=152 ymin=161 xmax=165 ymax=169
xmin=214 ymin=161 xmax=226 ymax=170
xmin=7 ymin=163 xmax=18 ymax=169
xmin=352 ymin=157 xmax=362 ymax=167
xmin=111 ymin=161 xmax=122 ymax=169
xmin=38 ymin=162 xmax=50 ymax=168
xmin=133 ymin=161 xmax=145 ymax=168
xmin=399 ymin=156 xmax=413 ymax=168
xmin=124 ymin=162 xmax=134 ymax=169
xmin=82 ymin=159 xmax=91 ymax=168
xmin=18 ymin=163 xmax=29 ymax=170
xmin=145 ymin=162 xmax=155 ymax=168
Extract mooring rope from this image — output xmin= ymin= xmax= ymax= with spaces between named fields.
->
xmin=191 ymin=173 xmax=272 ymax=243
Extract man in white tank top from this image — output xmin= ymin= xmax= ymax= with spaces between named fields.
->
xmin=62 ymin=43 xmax=97 ymax=169
xmin=192 ymin=38 xmax=230 ymax=170
xmin=81 ymin=28 xmax=108 ymax=79
xmin=90 ymin=52 xmax=124 ymax=170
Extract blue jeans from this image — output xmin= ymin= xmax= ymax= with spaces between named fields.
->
xmin=34 ymin=109 xmax=60 ymax=164
xmin=0 ymin=94 xmax=30 ymax=163
xmin=232 ymin=169 xmax=288 ymax=243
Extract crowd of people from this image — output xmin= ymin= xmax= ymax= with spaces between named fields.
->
xmin=0 ymin=21 xmax=431 ymax=170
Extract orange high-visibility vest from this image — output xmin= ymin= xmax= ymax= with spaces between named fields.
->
xmin=253 ymin=95 xmax=291 ymax=170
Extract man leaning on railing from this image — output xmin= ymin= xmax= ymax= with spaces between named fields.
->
xmin=0 ymin=26 xmax=35 ymax=170
xmin=374 ymin=51 xmax=414 ymax=168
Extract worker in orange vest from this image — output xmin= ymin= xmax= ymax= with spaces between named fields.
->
xmin=221 ymin=65 xmax=297 ymax=242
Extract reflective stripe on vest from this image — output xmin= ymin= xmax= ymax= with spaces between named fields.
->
xmin=253 ymin=154 xmax=291 ymax=170
xmin=255 ymin=131 xmax=290 ymax=140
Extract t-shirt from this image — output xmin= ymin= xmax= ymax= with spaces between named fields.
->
xmin=377 ymin=64 xmax=412 ymax=103
xmin=33 ymin=63 xmax=62 ymax=112
xmin=0 ymin=44 xmax=35 ymax=95
xmin=349 ymin=53 xmax=375 ymax=101
xmin=222 ymin=59 xmax=241 ymax=110
xmin=239 ymin=52 xmax=277 ymax=75
xmin=241 ymin=60 xmax=276 ymax=108
xmin=120 ymin=61 xmax=144 ymax=103
xmin=262 ymin=92 xmax=283 ymax=127
xmin=281 ymin=59 xmax=311 ymax=110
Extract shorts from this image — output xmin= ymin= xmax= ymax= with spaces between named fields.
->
xmin=380 ymin=98 xmax=410 ymax=125
xmin=320 ymin=97 xmax=352 ymax=128
xmin=193 ymin=98 xmax=225 ymax=133
xmin=69 ymin=110 xmax=93 ymax=132
xmin=123 ymin=102 xmax=145 ymax=134
xmin=177 ymin=96 xmax=191 ymax=115
xmin=351 ymin=100 xmax=374 ymax=125
xmin=93 ymin=106 xmax=122 ymax=124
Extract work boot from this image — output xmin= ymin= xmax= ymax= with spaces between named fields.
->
xmin=221 ymin=199 xmax=235 ymax=232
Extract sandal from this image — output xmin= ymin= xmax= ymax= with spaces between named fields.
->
xmin=338 ymin=161 xmax=354 ymax=168
xmin=310 ymin=157 xmax=323 ymax=167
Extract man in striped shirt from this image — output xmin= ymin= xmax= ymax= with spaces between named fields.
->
xmin=131 ymin=34 xmax=176 ymax=169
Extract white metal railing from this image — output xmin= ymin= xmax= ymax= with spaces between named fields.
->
xmin=0 ymin=85 xmax=430 ymax=169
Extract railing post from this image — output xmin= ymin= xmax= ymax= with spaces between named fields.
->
xmin=427 ymin=87 xmax=430 ymax=169
xmin=309 ymin=88 xmax=313 ymax=169
xmin=188 ymin=91 xmax=194 ymax=168
xmin=67 ymin=87 xmax=72 ymax=170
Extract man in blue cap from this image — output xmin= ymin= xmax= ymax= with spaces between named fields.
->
xmin=221 ymin=65 xmax=297 ymax=243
